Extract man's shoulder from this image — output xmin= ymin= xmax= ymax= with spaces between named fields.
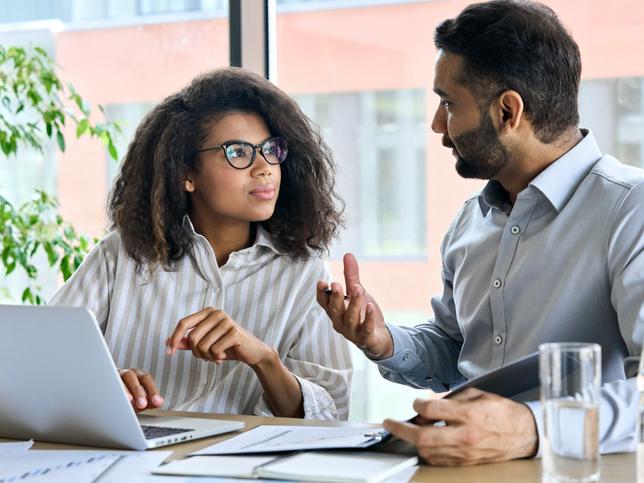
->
xmin=590 ymin=155 xmax=644 ymax=192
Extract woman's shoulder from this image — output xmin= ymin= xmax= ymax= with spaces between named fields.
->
xmin=95 ymin=229 xmax=125 ymax=255
xmin=276 ymin=252 xmax=331 ymax=282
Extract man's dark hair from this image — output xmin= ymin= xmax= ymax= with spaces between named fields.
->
xmin=108 ymin=67 xmax=343 ymax=270
xmin=434 ymin=0 xmax=581 ymax=143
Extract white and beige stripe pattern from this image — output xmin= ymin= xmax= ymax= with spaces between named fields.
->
xmin=50 ymin=222 xmax=352 ymax=420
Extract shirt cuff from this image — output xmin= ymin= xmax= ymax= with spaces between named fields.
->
xmin=252 ymin=376 xmax=338 ymax=421
xmin=523 ymin=400 xmax=543 ymax=458
xmin=296 ymin=375 xmax=339 ymax=420
xmin=370 ymin=323 xmax=423 ymax=373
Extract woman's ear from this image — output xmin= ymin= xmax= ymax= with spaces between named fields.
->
xmin=183 ymin=176 xmax=195 ymax=193
xmin=494 ymin=90 xmax=524 ymax=133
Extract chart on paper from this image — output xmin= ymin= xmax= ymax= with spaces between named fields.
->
xmin=193 ymin=425 xmax=387 ymax=455
xmin=0 ymin=451 xmax=120 ymax=482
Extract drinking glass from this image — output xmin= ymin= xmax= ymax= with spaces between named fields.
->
xmin=540 ymin=342 xmax=601 ymax=482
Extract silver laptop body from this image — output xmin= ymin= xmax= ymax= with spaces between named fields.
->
xmin=0 ymin=304 xmax=244 ymax=450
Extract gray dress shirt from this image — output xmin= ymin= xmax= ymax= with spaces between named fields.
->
xmin=375 ymin=130 xmax=644 ymax=454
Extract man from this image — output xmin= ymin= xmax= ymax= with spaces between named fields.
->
xmin=317 ymin=0 xmax=644 ymax=466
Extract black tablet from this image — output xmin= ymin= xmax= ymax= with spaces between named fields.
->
xmin=446 ymin=351 xmax=540 ymax=400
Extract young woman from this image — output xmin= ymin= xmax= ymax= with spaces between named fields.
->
xmin=51 ymin=68 xmax=352 ymax=420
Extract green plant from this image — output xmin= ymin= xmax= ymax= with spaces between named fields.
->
xmin=0 ymin=44 xmax=121 ymax=304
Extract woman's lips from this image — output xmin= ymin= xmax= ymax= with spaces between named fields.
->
xmin=249 ymin=188 xmax=275 ymax=200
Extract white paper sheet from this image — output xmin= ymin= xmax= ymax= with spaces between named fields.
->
xmin=192 ymin=425 xmax=386 ymax=455
xmin=154 ymin=455 xmax=277 ymax=478
xmin=0 ymin=450 xmax=120 ymax=482
xmin=0 ymin=439 xmax=32 ymax=458
xmin=96 ymin=450 xmax=172 ymax=482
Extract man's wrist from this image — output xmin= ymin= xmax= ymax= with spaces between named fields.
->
xmin=363 ymin=327 xmax=394 ymax=360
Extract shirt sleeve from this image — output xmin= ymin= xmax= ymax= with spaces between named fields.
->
xmin=608 ymin=181 xmax=644 ymax=355
xmin=253 ymin=260 xmax=353 ymax=421
xmin=48 ymin=235 xmax=116 ymax=332
xmin=524 ymin=378 xmax=638 ymax=457
xmin=372 ymin=218 xmax=465 ymax=392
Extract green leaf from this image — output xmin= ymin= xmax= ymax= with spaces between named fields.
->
xmin=56 ymin=130 xmax=65 ymax=152
xmin=76 ymin=118 xmax=89 ymax=138
xmin=5 ymin=261 xmax=16 ymax=276
xmin=60 ymin=255 xmax=72 ymax=281
xmin=21 ymin=287 xmax=33 ymax=304
xmin=34 ymin=46 xmax=48 ymax=57
xmin=44 ymin=241 xmax=58 ymax=265
xmin=108 ymin=140 xmax=118 ymax=160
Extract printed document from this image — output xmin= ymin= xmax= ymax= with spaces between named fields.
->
xmin=192 ymin=425 xmax=387 ymax=455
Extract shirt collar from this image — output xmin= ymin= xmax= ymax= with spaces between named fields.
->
xmin=478 ymin=129 xmax=602 ymax=215
xmin=182 ymin=215 xmax=284 ymax=256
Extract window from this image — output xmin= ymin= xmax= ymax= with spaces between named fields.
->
xmin=580 ymin=77 xmax=644 ymax=169
xmin=296 ymin=89 xmax=426 ymax=260
xmin=0 ymin=1 xmax=229 ymax=299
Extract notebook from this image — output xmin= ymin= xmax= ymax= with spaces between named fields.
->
xmin=154 ymin=452 xmax=418 ymax=483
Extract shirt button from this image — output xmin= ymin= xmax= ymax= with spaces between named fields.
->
xmin=426 ymin=377 xmax=433 ymax=383
xmin=402 ymin=353 xmax=410 ymax=361
xmin=494 ymin=335 xmax=503 ymax=345
xmin=510 ymin=225 xmax=520 ymax=235
xmin=493 ymin=279 xmax=503 ymax=288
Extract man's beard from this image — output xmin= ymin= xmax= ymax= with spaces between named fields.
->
xmin=448 ymin=113 xmax=509 ymax=180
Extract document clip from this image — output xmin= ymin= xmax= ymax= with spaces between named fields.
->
xmin=363 ymin=431 xmax=386 ymax=442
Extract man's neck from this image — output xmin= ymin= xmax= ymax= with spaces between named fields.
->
xmin=497 ymin=128 xmax=583 ymax=204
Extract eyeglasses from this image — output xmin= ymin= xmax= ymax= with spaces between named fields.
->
xmin=196 ymin=136 xmax=288 ymax=170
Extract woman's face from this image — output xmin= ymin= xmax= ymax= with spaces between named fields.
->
xmin=186 ymin=111 xmax=282 ymax=227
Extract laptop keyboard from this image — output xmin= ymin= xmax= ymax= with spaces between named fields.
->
xmin=141 ymin=425 xmax=195 ymax=440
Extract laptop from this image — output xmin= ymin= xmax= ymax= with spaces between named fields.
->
xmin=0 ymin=304 xmax=244 ymax=450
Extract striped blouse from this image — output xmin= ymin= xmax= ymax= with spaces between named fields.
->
xmin=50 ymin=221 xmax=352 ymax=420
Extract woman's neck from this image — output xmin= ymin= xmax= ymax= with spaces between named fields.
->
xmin=190 ymin=214 xmax=254 ymax=267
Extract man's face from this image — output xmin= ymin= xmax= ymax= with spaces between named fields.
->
xmin=431 ymin=51 xmax=509 ymax=180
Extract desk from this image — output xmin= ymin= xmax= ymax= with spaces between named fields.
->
xmin=6 ymin=410 xmax=638 ymax=482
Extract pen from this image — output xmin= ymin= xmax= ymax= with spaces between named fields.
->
xmin=363 ymin=431 xmax=386 ymax=441
xmin=324 ymin=288 xmax=348 ymax=300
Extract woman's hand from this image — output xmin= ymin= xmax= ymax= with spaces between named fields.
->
xmin=166 ymin=307 xmax=273 ymax=367
xmin=118 ymin=368 xmax=164 ymax=412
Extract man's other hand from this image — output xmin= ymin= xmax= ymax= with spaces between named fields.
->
xmin=383 ymin=388 xmax=539 ymax=465
xmin=316 ymin=253 xmax=393 ymax=359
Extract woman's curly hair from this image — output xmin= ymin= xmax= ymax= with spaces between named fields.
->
xmin=108 ymin=67 xmax=343 ymax=270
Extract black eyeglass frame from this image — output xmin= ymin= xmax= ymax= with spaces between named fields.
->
xmin=195 ymin=136 xmax=288 ymax=170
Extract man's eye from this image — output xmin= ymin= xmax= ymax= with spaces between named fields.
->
xmin=442 ymin=100 xmax=451 ymax=108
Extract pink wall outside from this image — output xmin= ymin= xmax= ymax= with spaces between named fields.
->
xmin=53 ymin=1 xmax=644 ymax=313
